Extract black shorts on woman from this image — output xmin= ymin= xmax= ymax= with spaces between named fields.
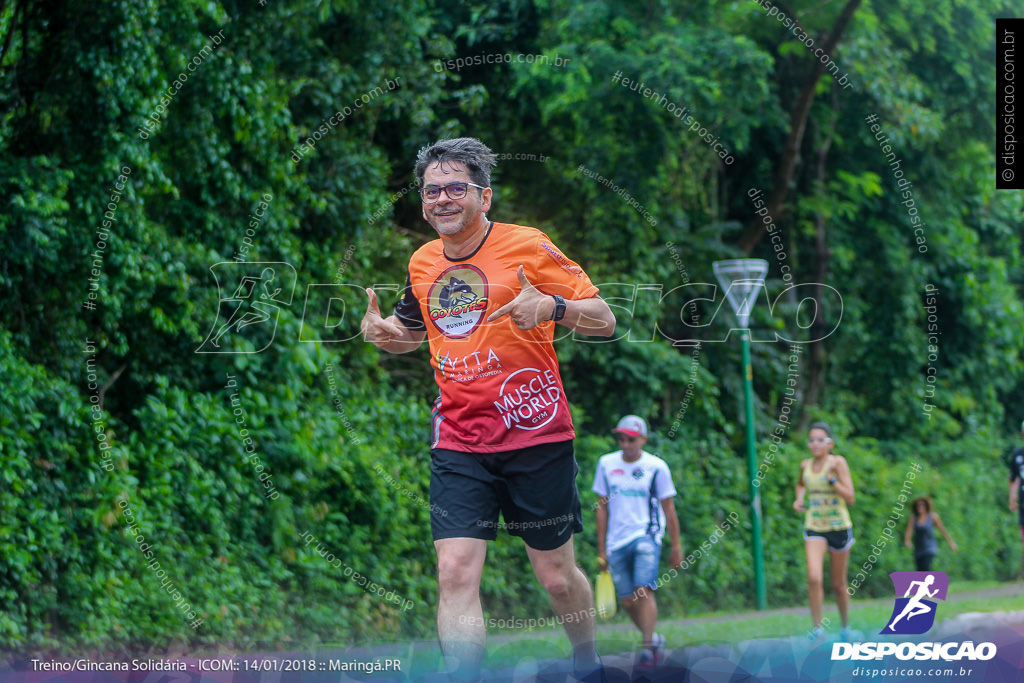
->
xmin=804 ymin=528 xmax=854 ymax=551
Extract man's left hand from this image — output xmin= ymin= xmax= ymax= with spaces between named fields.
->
xmin=669 ymin=546 xmax=683 ymax=570
xmin=487 ymin=265 xmax=555 ymax=330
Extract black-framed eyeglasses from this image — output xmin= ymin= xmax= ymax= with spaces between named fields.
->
xmin=420 ymin=181 xmax=487 ymax=203
xmin=616 ymin=435 xmax=638 ymax=443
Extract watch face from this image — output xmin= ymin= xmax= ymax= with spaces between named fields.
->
xmin=553 ymin=295 xmax=566 ymax=321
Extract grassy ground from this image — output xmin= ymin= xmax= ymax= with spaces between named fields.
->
xmin=474 ymin=579 xmax=1023 ymax=672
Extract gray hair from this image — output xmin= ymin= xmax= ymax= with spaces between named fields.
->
xmin=415 ymin=137 xmax=497 ymax=189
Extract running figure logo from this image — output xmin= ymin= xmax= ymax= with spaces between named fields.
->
xmin=881 ymin=571 xmax=949 ymax=635
xmin=197 ymin=262 xmax=296 ymax=353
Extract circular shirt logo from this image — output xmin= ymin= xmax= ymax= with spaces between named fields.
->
xmin=427 ymin=264 xmax=488 ymax=339
xmin=494 ymin=367 xmax=560 ymax=430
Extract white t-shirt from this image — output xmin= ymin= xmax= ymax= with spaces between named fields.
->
xmin=593 ymin=450 xmax=677 ymax=551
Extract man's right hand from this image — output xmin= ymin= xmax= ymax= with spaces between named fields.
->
xmin=597 ymin=554 xmax=609 ymax=572
xmin=361 ymin=288 xmax=406 ymax=348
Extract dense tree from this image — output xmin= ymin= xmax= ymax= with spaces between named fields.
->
xmin=1 ymin=0 xmax=1020 ymax=655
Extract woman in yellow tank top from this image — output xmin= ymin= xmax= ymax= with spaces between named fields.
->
xmin=793 ymin=422 xmax=855 ymax=641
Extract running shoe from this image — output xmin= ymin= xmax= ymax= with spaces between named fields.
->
xmin=808 ymin=625 xmax=826 ymax=643
xmin=573 ymin=654 xmax=607 ymax=683
xmin=636 ymin=648 xmax=658 ymax=669
xmin=637 ymin=632 xmax=666 ymax=669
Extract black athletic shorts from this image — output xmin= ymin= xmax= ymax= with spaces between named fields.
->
xmin=804 ymin=528 xmax=854 ymax=551
xmin=430 ymin=439 xmax=584 ymax=551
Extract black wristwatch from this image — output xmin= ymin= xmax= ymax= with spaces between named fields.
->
xmin=550 ymin=295 xmax=567 ymax=321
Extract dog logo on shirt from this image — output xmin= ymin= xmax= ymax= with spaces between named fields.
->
xmin=427 ymin=265 xmax=489 ymax=339
xmin=439 ymin=277 xmax=477 ymax=309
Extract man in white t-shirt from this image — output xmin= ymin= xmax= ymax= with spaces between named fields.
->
xmin=593 ymin=415 xmax=682 ymax=668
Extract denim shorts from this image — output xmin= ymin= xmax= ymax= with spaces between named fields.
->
xmin=608 ymin=535 xmax=660 ymax=599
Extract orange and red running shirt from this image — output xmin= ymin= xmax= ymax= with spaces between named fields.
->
xmin=394 ymin=222 xmax=600 ymax=453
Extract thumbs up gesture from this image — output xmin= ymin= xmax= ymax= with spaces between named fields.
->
xmin=486 ymin=265 xmax=556 ymax=330
xmin=361 ymin=288 xmax=406 ymax=347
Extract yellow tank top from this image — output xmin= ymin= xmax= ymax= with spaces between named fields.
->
xmin=803 ymin=458 xmax=852 ymax=532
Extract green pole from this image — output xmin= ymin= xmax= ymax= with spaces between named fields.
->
xmin=741 ymin=328 xmax=767 ymax=610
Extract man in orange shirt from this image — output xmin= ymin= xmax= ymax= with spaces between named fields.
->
xmin=361 ymin=137 xmax=615 ymax=681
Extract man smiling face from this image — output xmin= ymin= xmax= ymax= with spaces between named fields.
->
xmin=420 ymin=160 xmax=492 ymax=239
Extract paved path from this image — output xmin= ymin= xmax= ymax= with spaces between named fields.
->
xmin=313 ymin=582 xmax=1024 ymax=681
xmin=4 ymin=584 xmax=1021 ymax=683
xmin=471 ymin=582 xmax=1024 ymax=682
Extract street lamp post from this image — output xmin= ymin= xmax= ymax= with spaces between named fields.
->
xmin=713 ymin=258 xmax=769 ymax=610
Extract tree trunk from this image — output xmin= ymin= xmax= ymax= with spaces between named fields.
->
xmin=800 ymin=91 xmax=839 ymax=424
xmin=737 ymin=0 xmax=863 ymax=255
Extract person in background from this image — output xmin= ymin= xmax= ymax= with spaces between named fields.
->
xmin=793 ymin=422 xmax=855 ymax=641
xmin=1008 ymin=420 xmax=1024 ymax=576
xmin=594 ymin=415 xmax=682 ymax=668
xmin=903 ymin=496 xmax=958 ymax=571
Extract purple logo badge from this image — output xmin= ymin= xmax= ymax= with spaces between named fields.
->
xmin=881 ymin=571 xmax=949 ymax=635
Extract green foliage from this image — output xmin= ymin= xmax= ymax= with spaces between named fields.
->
xmin=0 ymin=0 xmax=1021 ymax=658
